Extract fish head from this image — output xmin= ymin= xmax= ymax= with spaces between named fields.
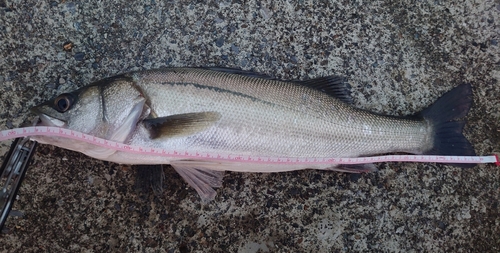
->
xmin=30 ymin=75 xmax=149 ymax=155
xmin=31 ymin=86 xmax=101 ymax=131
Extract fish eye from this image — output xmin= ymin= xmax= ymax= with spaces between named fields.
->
xmin=53 ymin=93 xmax=74 ymax=113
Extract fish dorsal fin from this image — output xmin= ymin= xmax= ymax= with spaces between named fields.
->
xmin=202 ymin=67 xmax=276 ymax=80
xmin=143 ymin=112 xmax=221 ymax=139
xmin=170 ymin=160 xmax=225 ymax=203
xmin=204 ymin=67 xmax=353 ymax=103
xmin=296 ymin=76 xmax=353 ymax=104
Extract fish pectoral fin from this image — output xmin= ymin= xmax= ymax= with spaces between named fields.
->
xmin=142 ymin=112 xmax=221 ymax=139
xmin=296 ymin=76 xmax=353 ymax=104
xmin=133 ymin=164 xmax=165 ymax=194
xmin=109 ymin=98 xmax=146 ymax=143
xmin=170 ymin=160 xmax=225 ymax=203
xmin=325 ymin=163 xmax=378 ymax=173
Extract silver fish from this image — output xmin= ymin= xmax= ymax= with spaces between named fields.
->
xmin=31 ymin=68 xmax=475 ymax=201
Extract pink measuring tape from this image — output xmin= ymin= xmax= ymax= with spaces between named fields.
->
xmin=1 ymin=126 xmax=498 ymax=166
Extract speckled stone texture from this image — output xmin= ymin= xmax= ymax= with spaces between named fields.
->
xmin=0 ymin=0 xmax=499 ymax=252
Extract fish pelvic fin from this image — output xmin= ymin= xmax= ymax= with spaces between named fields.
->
xmin=170 ymin=160 xmax=225 ymax=203
xmin=420 ymin=83 xmax=476 ymax=168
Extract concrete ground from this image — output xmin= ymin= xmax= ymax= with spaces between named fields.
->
xmin=0 ymin=0 xmax=499 ymax=252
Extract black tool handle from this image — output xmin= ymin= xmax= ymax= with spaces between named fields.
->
xmin=0 ymin=138 xmax=37 ymax=231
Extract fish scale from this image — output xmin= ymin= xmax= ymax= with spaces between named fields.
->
xmin=129 ymin=68 xmax=430 ymax=158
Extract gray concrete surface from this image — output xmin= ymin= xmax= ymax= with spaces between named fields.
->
xmin=1 ymin=0 xmax=499 ymax=252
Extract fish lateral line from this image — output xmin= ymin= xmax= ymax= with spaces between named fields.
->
xmin=0 ymin=126 xmax=498 ymax=166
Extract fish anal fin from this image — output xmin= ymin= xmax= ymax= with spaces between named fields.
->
xmin=296 ymin=76 xmax=353 ymax=104
xmin=143 ymin=112 xmax=221 ymax=139
xmin=170 ymin=160 xmax=225 ymax=203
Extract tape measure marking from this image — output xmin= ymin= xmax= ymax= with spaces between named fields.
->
xmin=1 ymin=126 xmax=498 ymax=165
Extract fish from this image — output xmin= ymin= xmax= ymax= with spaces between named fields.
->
xmin=30 ymin=67 xmax=476 ymax=201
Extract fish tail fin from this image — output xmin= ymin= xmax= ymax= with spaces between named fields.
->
xmin=420 ymin=83 xmax=476 ymax=167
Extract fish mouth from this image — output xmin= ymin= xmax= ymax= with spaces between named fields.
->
xmin=30 ymin=107 xmax=67 ymax=127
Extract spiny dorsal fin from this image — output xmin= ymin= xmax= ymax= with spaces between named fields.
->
xmin=202 ymin=67 xmax=276 ymax=80
xmin=143 ymin=112 xmax=221 ymax=139
xmin=296 ymin=76 xmax=353 ymax=104
xmin=204 ymin=67 xmax=353 ymax=103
